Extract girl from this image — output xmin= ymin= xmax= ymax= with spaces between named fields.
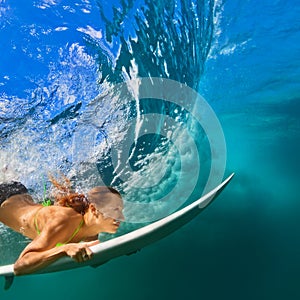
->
xmin=0 ymin=177 xmax=124 ymax=275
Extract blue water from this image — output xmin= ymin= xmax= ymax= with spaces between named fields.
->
xmin=1 ymin=0 xmax=300 ymax=299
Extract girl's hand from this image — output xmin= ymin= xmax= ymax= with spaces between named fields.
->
xmin=64 ymin=240 xmax=99 ymax=263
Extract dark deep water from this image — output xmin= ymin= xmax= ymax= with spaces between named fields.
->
xmin=1 ymin=0 xmax=300 ymax=299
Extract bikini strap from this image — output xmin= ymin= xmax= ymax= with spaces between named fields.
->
xmin=34 ymin=206 xmax=44 ymax=235
xmin=56 ymin=218 xmax=84 ymax=247
xmin=62 ymin=218 xmax=84 ymax=244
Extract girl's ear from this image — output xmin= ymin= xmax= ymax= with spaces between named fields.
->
xmin=89 ymin=203 xmax=102 ymax=218
xmin=89 ymin=203 xmax=97 ymax=213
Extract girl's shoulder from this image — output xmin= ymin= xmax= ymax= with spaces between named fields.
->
xmin=39 ymin=205 xmax=80 ymax=223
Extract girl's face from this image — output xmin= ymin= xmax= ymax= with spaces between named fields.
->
xmin=89 ymin=189 xmax=125 ymax=233
xmin=91 ymin=201 xmax=124 ymax=234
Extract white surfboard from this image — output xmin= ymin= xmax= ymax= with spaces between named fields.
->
xmin=0 ymin=173 xmax=234 ymax=289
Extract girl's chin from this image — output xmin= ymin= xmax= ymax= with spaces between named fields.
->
xmin=106 ymin=228 xmax=118 ymax=234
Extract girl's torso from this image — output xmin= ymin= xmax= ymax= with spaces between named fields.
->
xmin=0 ymin=194 xmax=97 ymax=246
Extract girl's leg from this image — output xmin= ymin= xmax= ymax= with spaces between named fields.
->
xmin=0 ymin=182 xmax=28 ymax=206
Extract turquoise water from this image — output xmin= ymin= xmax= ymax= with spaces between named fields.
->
xmin=1 ymin=0 xmax=300 ymax=299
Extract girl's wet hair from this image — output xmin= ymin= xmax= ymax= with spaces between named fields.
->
xmin=54 ymin=193 xmax=90 ymax=215
xmin=49 ymin=174 xmax=121 ymax=216
xmin=49 ymin=174 xmax=90 ymax=215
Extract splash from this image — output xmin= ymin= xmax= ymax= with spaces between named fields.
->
xmin=0 ymin=0 xmax=226 ymax=263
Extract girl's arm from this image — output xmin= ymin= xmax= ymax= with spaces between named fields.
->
xmin=14 ymin=227 xmax=99 ymax=275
